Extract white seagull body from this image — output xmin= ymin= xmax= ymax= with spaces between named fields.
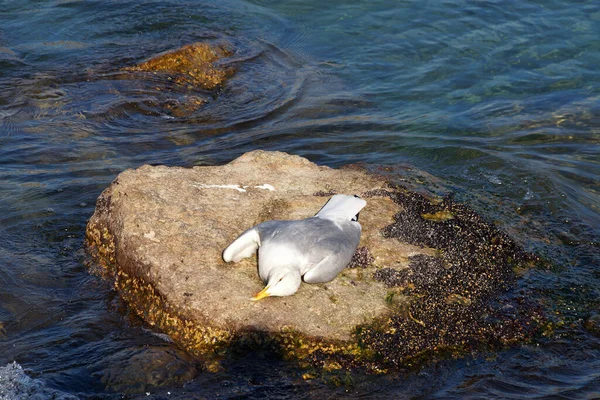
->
xmin=222 ymin=194 xmax=367 ymax=300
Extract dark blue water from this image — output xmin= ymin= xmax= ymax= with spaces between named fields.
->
xmin=1 ymin=0 xmax=598 ymax=398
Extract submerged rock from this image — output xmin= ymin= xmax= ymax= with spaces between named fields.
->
xmin=123 ymin=42 xmax=233 ymax=90
xmin=86 ymin=150 xmax=542 ymax=372
xmin=120 ymin=41 xmax=234 ymax=117
xmin=95 ymin=346 xmax=198 ymax=394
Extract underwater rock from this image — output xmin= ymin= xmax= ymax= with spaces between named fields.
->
xmin=121 ymin=41 xmax=234 ymax=117
xmin=86 ymin=150 xmax=541 ymax=372
xmin=123 ymin=42 xmax=233 ymax=90
xmin=95 ymin=346 xmax=198 ymax=394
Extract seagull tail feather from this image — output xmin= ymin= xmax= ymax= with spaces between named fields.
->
xmin=315 ymin=194 xmax=366 ymax=221
xmin=222 ymin=227 xmax=260 ymax=263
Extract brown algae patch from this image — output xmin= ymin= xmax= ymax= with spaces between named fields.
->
xmin=114 ymin=270 xmax=234 ymax=358
xmin=123 ymin=42 xmax=233 ymax=90
xmin=421 ymin=210 xmax=454 ymax=221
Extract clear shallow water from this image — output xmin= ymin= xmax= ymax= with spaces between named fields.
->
xmin=0 ymin=0 xmax=599 ymax=398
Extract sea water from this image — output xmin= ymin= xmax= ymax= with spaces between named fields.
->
xmin=0 ymin=0 xmax=598 ymax=398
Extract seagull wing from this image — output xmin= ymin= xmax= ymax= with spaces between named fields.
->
xmin=223 ymin=220 xmax=289 ymax=263
xmin=222 ymin=226 xmax=261 ymax=263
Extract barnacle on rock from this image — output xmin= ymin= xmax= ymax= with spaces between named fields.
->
xmin=348 ymin=246 xmax=375 ymax=269
xmin=373 ymin=268 xmax=408 ymax=287
xmin=313 ymin=189 xmax=338 ymax=197
xmin=360 ymin=189 xmax=544 ymax=368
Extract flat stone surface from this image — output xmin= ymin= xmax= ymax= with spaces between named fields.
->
xmin=86 ymin=150 xmax=431 ymax=344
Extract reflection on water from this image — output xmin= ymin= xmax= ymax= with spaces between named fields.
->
xmin=0 ymin=0 xmax=598 ymax=398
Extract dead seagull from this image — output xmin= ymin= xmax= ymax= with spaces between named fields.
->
xmin=222 ymin=194 xmax=366 ymax=300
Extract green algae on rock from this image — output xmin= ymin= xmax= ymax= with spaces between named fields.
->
xmin=85 ymin=150 xmax=543 ymax=372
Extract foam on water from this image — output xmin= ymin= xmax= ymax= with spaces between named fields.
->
xmin=0 ymin=362 xmax=78 ymax=400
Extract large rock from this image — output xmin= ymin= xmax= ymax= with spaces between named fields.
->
xmin=86 ymin=150 xmax=541 ymax=372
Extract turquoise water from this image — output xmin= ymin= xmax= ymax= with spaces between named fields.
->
xmin=1 ymin=0 xmax=599 ymax=398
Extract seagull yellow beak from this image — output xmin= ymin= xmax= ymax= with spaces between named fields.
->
xmin=251 ymin=286 xmax=271 ymax=301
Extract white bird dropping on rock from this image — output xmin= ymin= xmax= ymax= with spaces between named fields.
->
xmin=223 ymin=194 xmax=367 ymax=300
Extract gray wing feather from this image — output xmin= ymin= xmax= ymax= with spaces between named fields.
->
xmin=222 ymin=226 xmax=260 ymax=262
xmin=303 ymin=221 xmax=360 ymax=282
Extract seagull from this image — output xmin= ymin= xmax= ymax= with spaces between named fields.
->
xmin=222 ymin=194 xmax=367 ymax=300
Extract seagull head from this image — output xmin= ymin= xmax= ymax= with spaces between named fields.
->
xmin=251 ymin=267 xmax=302 ymax=301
